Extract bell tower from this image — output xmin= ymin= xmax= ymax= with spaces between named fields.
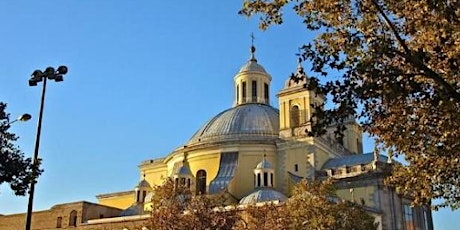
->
xmin=277 ymin=58 xmax=325 ymax=138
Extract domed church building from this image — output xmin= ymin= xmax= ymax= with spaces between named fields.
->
xmin=94 ymin=44 xmax=433 ymax=230
xmin=0 ymin=45 xmax=433 ymax=230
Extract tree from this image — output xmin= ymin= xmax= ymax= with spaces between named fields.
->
xmin=240 ymin=0 xmax=460 ymax=209
xmin=238 ymin=179 xmax=377 ymax=230
xmin=0 ymin=102 xmax=36 ymax=195
xmin=149 ymin=178 xmax=376 ymax=230
xmin=148 ymin=178 xmax=241 ymax=230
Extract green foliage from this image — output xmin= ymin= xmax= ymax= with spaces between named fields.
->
xmin=0 ymin=102 xmax=37 ymax=196
xmin=241 ymin=0 xmax=460 ymax=209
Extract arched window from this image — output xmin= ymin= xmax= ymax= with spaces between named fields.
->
xmin=257 ymin=173 xmax=261 ymax=187
xmin=236 ymin=84 xmax=239 ymax=102
xmin=270 ymin=173 xmax=274 ymax=187
xmin=142 ymin=191 xmax=147 ymax=202
xmin=264 ymin=83 xmax=269 ymax=103
xmin=69 ymin=210 xmax=77 ymax=227
xmin=56 ymin=217 xmax=62 ymax=228
xmin=242 ymin=82 xmax=247 ymax=102
xmin=263 ymin=172 xmax=268 ymax=187
xmin=196 ymin=170 xmax=207 ymax=195
xmin=252 ymin=80 xmax=257 ymax=102
xmin=291 ymin=105 xmax=300 ymax=127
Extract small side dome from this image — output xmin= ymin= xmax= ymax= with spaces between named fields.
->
xmin=256 ymin=158 xmax=272 ymax=169
xmin=135 ymin=179 xmax=151 ymax=190
xmin=239 ymin=188 xmax=288 ymax=205
xmin=175 ymin=165 xmax=192 ymax=177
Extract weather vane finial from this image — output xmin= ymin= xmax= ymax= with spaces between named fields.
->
xmin=251 ymin=32 xmax=255 ymax=47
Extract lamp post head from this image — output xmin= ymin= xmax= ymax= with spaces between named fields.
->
xmin=57 ymin=66 xmax=68 ymax=75
xmin=7 ymin=113 xmax=32 ymax=125
xmin=31 ymin=70 xmax=44 ymax=79
xmin=29 ymin=70 xmax=44 ymax=86
xmin=18 ymin=113 xmax=32 ymax=122
xmin=44 ymin=67 xmax=55 ymax=76
xmin=28 ymin=66 xmax=68 ymax=86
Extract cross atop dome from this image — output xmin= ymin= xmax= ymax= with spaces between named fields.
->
xmin=250 ymin=33 xmax=257 ymax=62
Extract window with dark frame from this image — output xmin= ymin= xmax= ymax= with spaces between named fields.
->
xmin=236 ymin=84 xmax=239 ymax=102
xmin=264 ymin=83 xmax=269 ymax=103
xmin=252 ymin=80 xmax=257 ymax=102
xmin=56 ymin=217 xmax=62 ymax=228
xmin=263 ymin=172 xmax=268 ymax=186
xmin=196 ymin=170 xmax=207 ymax=195
xmin=69 ymin=210 xmax=77 ymax=227
xmin=291 ymin=105 xmax=300 ymax=127
xmin=242 ymin=81 xmax=247 ymax=101
xmin=403 ymin=204 xmax=415 ymax=230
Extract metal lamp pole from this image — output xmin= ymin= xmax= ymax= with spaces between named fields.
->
xmin=25 ymin=66 xmax=68 ymax=230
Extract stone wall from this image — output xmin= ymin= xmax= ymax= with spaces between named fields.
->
xmin=0 ymin=201 xmax=123 ymax=230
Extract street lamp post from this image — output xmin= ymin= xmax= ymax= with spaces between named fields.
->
xmin=25 ymin=66 xmax=68 ymax=230
xmin=8 ymin=114 xmax=32 ymax=125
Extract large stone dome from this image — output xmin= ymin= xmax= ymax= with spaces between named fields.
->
xmin=187 ymin=103 xmax=279 ymax=146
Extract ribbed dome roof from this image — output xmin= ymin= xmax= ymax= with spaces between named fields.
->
xmin=135 ymin=179 xmax=151 ymax=189
xmin=187 ymin=103 xmax=279 ymax=145
xmin=174 ymin=165 xmax=192 ymax=176
xmin=239 ymin=59 xmax=267 ymax=73
xmin=256 ymin=158 xmax=272 ymax=169
xmin=239 ymin=188 xmax=288 ymax=205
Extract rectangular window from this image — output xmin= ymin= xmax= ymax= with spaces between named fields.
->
xmin=403 ymin=204 xmax=415 ymax=230
xmin=236 ymin=84 xmax=239 ymax=102
xmin=56 ymin=217 xmax=62 ymax=228
xmin=264 ymin=83 xmax=269 ymax=102
xmin=242 ymin=82 xmax=247 ymax=101
xmin=263 ymin=172 xmax=268 ymax=186
xmin=252 ymin=80 xmax=257 ymax=102
xmin=423 ymin=207 xmax=430 ymax=230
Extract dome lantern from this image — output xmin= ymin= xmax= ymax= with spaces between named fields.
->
xmin=234 ymin=35 xmax=272 ymax=107
xmin=172 ymin=153 xmax=193 ymax=189
xmin=134 ymin=174 xmax=152 ymax=203
xmin=254 ymin=154 xmax=275 ymax=188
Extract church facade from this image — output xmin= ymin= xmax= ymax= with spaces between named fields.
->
xmin=0 ymin=45 xmax=433 ymax=230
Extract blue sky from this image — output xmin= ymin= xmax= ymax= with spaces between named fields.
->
xmin=0 ymin=1 xmax=457 ymax=229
